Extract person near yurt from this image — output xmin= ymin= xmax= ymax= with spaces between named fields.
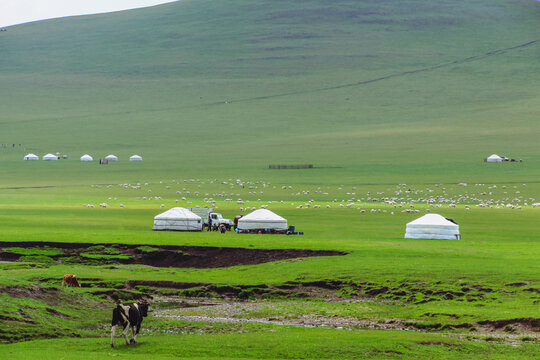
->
xmin=405 ymin=214 xmax=460 ymax=240
xmin=24 ymin=153 xmax=39 ymax=160
xmin=43 ymin=153 xmax=59 ymax=161
xmin=153 ymin=207 xmax=203 ymax=231
xmin=105 ymin=154 xmax=118 ymax=161
xmin=80 ymin=154 xmax=93 ymax=161
xmin=486 ymin=154 xmax=502 ymax=163
xmin=129 ymin=155 xmax=143 ymax=162
xmin=237 ymin=209 xmax=288 ymax=234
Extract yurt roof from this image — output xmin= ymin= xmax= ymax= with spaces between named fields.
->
xmin=154 ymin=207 xmax=201 ymax=221
xmin=239 ymin=209 xmax=287 ymax=222
xmin=406 ymin=214 xmax=457 ymax=226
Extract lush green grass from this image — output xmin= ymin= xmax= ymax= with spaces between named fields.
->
xmin=1 ymin=329 xmax=537 ymax=360
xmin=0 ymin=0 xmax=538 ymax=357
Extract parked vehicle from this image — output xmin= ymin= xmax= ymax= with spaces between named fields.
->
xmin=187 ymin=207 xmax=233 ymax=230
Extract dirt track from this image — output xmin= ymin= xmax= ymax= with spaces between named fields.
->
xmin=152 ymin=298 xmax=540 ymax=335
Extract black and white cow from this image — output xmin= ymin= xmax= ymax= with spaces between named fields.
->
xmin=110 ymin=302 xmax=149 ymax=347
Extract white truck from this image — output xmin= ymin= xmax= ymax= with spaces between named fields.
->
xmin=187 ymin=207 xmax=234 ymax=230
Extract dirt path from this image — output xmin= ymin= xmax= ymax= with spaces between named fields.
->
xmin=152 ymin=298 xmax=540 ymax=337
xmin=152 ymin=299 xmax=401 ymax=331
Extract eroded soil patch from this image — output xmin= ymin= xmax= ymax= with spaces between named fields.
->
xmin=0 ymin=241 xmax=346 ymax=268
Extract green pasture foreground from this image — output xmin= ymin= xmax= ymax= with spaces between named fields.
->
xmin=1 ymin=330 xmax=536 ymax=360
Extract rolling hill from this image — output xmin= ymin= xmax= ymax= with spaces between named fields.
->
xmin=0 ymin=0 xmax=538 ymax=185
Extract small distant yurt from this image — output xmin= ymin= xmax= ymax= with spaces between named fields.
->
xmin=24 ymin=153 xmax=39 ymax=160
xmin=237 ymin=209 xmax=288 ymax=232
xmin=129 ymin=155 xmax=143 ymax=162
xmin=105 ymin=154 xmax=118 ymax=162
xmin=43 ymin=153 xmax=58 ymax=161
xmin=153 ymin=207 xmax=203 ymax=231
xmin=80 ymin=154 xmax=93 ymax=161
xmin=405 ymin=214 xmax=460 ymax=240
xmin=486 ymin=154 xmax=502 ymax=163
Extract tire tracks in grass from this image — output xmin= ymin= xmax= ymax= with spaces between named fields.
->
xmin=220 ymin=39 xmax=538 ymax=104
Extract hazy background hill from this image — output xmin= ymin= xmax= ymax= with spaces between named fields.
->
xmin=0 ymin=0 xmax=538 ymax=184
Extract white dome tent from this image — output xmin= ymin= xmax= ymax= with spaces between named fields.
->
xmin=129 ymin=155 xmax=143 ymax=162
xmin=24 ymin=153 xmax=39 ymax=160
xmin=237 ymin=209 xmax=288 ymax=232
xmin=486 ymin=154 xmax=502 ymax=163
xmin=80 ymin=154 xmax=93 ymax=161
xmin=405 ymin=214 xmax=460 ymax=240
xmin=153 ymin=207 xmax=203 ymax=231
xmin=105 ymin=154 xmax=118 ymax=162
xmin=43 ymin=153 xmax=58 ymax=161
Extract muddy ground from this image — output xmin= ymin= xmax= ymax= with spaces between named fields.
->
xmin=150 ymin=297 xmax=540 ymax=335
xmin=0 ymin=241 xmax=346 ymax=268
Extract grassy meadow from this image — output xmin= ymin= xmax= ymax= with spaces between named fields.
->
xmin=0 ymin=0 xmax=539 ymax=358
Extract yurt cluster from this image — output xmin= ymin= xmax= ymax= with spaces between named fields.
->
xmin=153 ymin=206 xmax=460 ymax=240
xmin=153 ymin=208 xmax=290 ymax=234
xmin=23 ymin=153 xmax=143 ymax=162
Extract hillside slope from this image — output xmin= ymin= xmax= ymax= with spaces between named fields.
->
xmin=0 ymin=0 xmax=538 ymax=184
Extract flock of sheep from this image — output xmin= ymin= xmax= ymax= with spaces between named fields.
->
xmin=81 ymin=179 xmax=538 ymax=214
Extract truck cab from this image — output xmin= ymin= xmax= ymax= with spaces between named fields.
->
xmin=210 ymin=213 xmax=233 ymax=230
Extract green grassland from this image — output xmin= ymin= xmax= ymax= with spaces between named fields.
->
xmin=2 ymin=330 xmax=538 ymax=360
xmin=0 ymin=0 xmax=539 ymax=358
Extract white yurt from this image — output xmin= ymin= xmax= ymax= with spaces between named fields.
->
xmin=405 ymin=214 xmax=460 ymax=240
xmin=43 ymin=153 xmax=58 ymax=161
xmin=237 ymin=209 xmax=288 ymax=232
xmin=486 ymin=154 xmax=502 ymax=163
xmin=24 ymin=153 xmax=39 ymax=160
xmin=153 ymin=207 xmax=203 ymax=231
xmin=80 ymin=154 xmax=93 ymax=161
xmin=105 ymin=154 xmax=118 ymax=162
xmin=129 ymin=155 xmax=143 ymax=162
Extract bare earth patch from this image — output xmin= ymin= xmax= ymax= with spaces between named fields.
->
xmin=0 ymin=241 xmax=346 ymax=268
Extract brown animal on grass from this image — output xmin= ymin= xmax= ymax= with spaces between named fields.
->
xmin=62 ymin=274 xmax=81 ymax=287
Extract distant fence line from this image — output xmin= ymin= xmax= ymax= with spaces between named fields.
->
xmin=269 ymin=164 xmax=314 ymax=169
